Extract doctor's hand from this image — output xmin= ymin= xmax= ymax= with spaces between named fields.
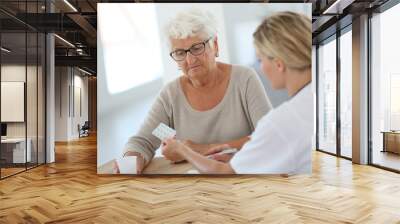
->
xmin=205 ymin=144 xmax=234 ymax=162
xmin=162 ymin=138 xmax=186 ymax=163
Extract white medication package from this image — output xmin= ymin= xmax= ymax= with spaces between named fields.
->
xmin=152 ymin=123 xmax=176 ymax=141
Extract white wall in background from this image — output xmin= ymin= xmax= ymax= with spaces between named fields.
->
xmin=55 ymin=67 xmax=89 ymax=141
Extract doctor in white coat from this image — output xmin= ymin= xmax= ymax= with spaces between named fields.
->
xmin=163 ymin=11 xmax=313 ymax=174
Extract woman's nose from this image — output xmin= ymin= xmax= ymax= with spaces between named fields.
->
xmin=185 ymin=51 xmax=197 ymax=64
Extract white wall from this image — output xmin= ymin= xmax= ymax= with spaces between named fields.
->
xmin=72 ymin=74 xmax=89 ymax=138
xmin=55 ymin=67 xmax=68 ymax=141
xmin=55 ymin=67 xmax=89 ymax=141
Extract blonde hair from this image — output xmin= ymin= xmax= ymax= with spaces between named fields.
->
xmin=253 ymin=11 xmax=311 ymax=71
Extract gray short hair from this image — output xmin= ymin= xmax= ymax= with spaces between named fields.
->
xmin=165 ymin=8 xmax=218 ymax=40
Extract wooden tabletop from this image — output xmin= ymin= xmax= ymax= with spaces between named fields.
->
xmin=97 ymin=157 xmax=194 ymax=174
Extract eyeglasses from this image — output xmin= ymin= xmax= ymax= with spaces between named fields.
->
xmin=169 ymin=37 xmax=212 ymax=61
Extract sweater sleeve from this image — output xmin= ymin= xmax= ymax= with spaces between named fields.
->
xmin=122 ymin=86 xmax=173 ymax=164
xmin=244 ymin=68 xmax=273 ymax=130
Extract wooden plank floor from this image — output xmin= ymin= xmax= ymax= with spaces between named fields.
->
xmin=1 ymin=167 xmax=26 ymax=178
xmin=1 ymin=134 xmax=400 ymax=223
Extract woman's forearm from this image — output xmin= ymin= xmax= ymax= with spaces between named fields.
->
xmin=188 ymin=135 xmax=250 ymax=156
xmin=222 ymin=135 xmax=250 ymax=150
xmin=177 ymin=143 xmax=235 ymax=174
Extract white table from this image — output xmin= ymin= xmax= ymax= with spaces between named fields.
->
xmin=1 ymin=138 xmax=31 ymax=163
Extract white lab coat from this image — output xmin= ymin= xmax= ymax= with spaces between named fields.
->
xmin=230 ymin=84 xmax=314 ymax=174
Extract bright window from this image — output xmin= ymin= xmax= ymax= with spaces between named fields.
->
xmin=371 ymin=2 xmax=400 ymax=171
xmin=98 ymin=4 xmax=163 ymax=94
xmin=318 ymin=37 xmax=337 ymax=154
xmin=340 ymin=29 xmax=352 ymax=158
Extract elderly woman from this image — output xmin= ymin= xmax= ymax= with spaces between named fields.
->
xmin=117 ymin=9 xmax=272 ymax=173
xmin=163 ymin=11 xmax=313 ymax=174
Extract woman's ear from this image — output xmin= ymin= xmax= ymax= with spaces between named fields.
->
xmin=213 ymin=36 xmax=219 ymax=57
xmin=274 ymin=58 xmax=286 ymax=73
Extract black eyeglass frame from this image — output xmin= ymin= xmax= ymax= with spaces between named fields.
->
xmin=169 ymin=37 xmax=213 ymax=61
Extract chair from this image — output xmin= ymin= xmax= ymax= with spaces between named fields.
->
xmin=79 ymin=121 xmax=90 ymax=138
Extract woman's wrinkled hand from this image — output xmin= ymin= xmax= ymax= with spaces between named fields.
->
xmin=162 ymin=138 xmax=186 ymax=163
xmin=181 ymin=140 xmax=213 ymax=154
